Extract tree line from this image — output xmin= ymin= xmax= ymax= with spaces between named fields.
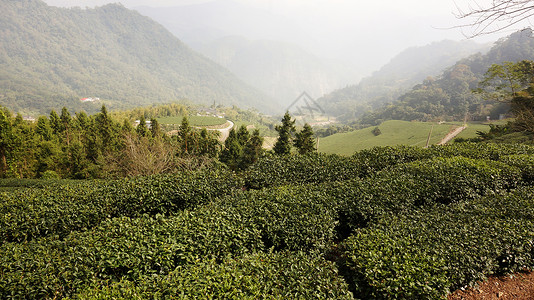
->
xmin=0 ymin=106 xmax=315 ymax=179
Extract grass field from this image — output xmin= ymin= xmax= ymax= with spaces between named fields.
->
xmin=157 ymin=116 xmax=227 ymax=127
xmin=317 ymin=120 xmax=492 ymax=156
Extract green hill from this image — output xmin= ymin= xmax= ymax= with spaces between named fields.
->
xmin=0 ymin=0 xmax=275 ymax=115
xmin=317 ymin=120 xmax=489 ymax=156
xmin=320 ymin=29 xmax=534 ymax=125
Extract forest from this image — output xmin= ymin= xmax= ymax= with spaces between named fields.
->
xmin=0 ymin=0 xmax=273 ymax=115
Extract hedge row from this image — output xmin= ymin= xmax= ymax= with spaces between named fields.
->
xmin=0 ymin=204 xmax=263 ymax=299
xmin=0 ymin=182 xmax=346 ymax=299
xmin=0 ymin=168 xmax=243 ymax=244
xmin=244 ymin=143 xmax=534 ymax=190
xmin=244 ymin=153 xmax=359 ymax=189
xmin=341 ymin=186 xmax=534 ymax=299
xmin=71 ymin=251 xmax=353 ymax=300
xmin=337 ymin=156 xmax=522 ymax=235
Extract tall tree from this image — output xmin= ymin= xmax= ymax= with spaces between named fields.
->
xmin=136 ymin=115 xmax=148 ymax=137
xmin=220 ymin=128 xmax=242 ymax=170
xmin=273 ymin=112 xmax=296 ymax=155
xmin=240 ymin=129 xmax=264 ymax=169
xmin=294 ymin=123 xmax=316 ymax=154
xmin=0 ymin=110 xmax=13 ymax=176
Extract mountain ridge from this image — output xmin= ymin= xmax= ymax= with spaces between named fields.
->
xmin=0 ymin=0 xmax=275 ymax=115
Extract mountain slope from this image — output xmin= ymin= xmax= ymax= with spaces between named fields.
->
xmin=318 ymin=40 xmax=490 ymax=121
xmin=135 ymin=1 xmax=358 ymax=107
xmin=0 ymin=0 xmax=275 ymax=114
xmin=359 ymin=29 xmax=534 ymax=125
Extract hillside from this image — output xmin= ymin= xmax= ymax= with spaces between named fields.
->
xmin=317 ymin=120 xmax=480 ymax=156
xmin=318 ymin=40 xmax=490 ymax=121
xmin=358 ymin=29 xmax=534 ymax=125
xmin=0 ymin=0 xmax=275 ymax=115
xmin=136 ymin=2 xmax=357 ymax=107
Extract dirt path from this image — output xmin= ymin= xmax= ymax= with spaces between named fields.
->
xmin=438 ymin=126 xmax=466 ymax=145
xmin=208 ymin=120 xmax=234 ymax=142
xmin=448 ymin=271 xmax=534 ymax=299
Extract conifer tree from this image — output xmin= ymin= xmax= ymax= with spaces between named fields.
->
xmin=136 ymin=115 xmax=148 ymax=137
xmin=273 ymin=112 xmax=295 ymax=155
xmin=294 ymin=123 xmax=316 ymax=154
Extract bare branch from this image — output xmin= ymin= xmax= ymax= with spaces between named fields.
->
xmin=453 ymin=0 xmax=534 ymax=37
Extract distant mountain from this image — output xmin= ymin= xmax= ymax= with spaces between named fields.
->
xmin=358 ymin=29 xmax=534 ymax=125
xmin=196 ymin=36 xmax=356 ymax=107
xmin=134 ymin=0 xmax=310 ymax=50
xmin=0 ymin=0 xmax=275 ymax=115
xmin=135 ymin=1 xmax=358 ymax=107
xmin=318 ymin=40 xmax=490 ymax=121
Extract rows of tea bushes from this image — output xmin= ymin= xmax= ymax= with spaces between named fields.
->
xmin=2 ymin=142 xmax=534 ymax=299
xmin=245 ymin=143 xmax=534 ymax=190
xmin=0 ymin=168 xmax=243 ymax=244
xmin=341 ymin=186 xmax=534 ymax=299
xmin=72 ymin=251 xmax=352 ymax=300
xmin=244 ymin=153 xmax=360 ymax=189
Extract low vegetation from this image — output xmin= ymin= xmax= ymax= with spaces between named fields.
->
xmin=2 ymin=142 xmax=534 ymax=299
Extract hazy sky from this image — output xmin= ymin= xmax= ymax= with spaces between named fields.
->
xmin=43 ymin=0 xmax=530 ymax=76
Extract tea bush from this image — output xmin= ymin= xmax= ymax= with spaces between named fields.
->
xmin=338 ymin=157 xmax=521 ymax=235
xmin=0 ymin=205 xmax=263 ymax=299
xmin=342 ymin=186 xmax=534 ymax=299
xmin=244 ymin=153 xmax=359 ymax=189
xmin=72 ymin=251 xmax=353 ymax=299
xmin=0 ymin=169 xmax=243 ymax=243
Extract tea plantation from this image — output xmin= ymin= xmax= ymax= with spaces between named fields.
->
xmin=1 ymin=142 xmax=534 ymax=299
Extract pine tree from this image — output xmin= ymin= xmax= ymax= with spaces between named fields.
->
xmin=220 ymin=128 xmax=242 ymax=170
xmin=240 ymin=129 xmax=263 ymax=169
xmin=294 ymin=123 xmax=316 ymax=154
xmin=136 ymin=115 xmax=148 ymax=137
xmin=150 ymin=118 xmax=161 ymax=138
xmin=273 ymin=112 xmax=295 ymax=155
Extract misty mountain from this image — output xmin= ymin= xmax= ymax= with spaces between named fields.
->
xmin=134 ymin=0 xmax=311 ymax=50
xmin=318 ymin=39 xmax=491 ymax=121
xmin=135 ymin=1 xmax=359 ymax=107
xmin=359 ymin=29 xmax=534 ymax=125
xmin=0 ymin=0 xmax=274 ymax=115
xmin=196 ymin=36 xmax=356 ymax=107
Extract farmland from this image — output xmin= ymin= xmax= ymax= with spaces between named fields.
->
xmin=317 ymin=120 xmax=492 ymax=156
xmin=1 ymin=142 xmax=534 ymax=299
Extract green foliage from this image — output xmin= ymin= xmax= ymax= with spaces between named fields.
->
xmin=342 ymin=186 xmax=534 ymax=298
xmin=3 ymin=142 xmax=534 ymax=299
xmin=244 ymin=153 xmax=359 ymax=189
xmin=220 ymin=126 xmax=264 ymax=171
xmin=273 ymin=112 xmax=296 ymax=155
xmin=294 ymin=123 xmax=316 ymax=154
xmin=0 ymin=169 xmax=242 ymax=243
xmin=0 ymin=0 xmax=274 ymax=114
xmin=73 ymin=251 xmax=352 ymax=300
xmin=338 ymin=156 xmax=521 ymax=236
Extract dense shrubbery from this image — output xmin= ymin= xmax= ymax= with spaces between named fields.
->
xmin=0 ymin=168 xmax=242 ymax=243
xmin=342 ymin=187 xmax=534 ymax=299
xmin=244 ymin=153 xmax=359 ymax=189
xmin=73 ymin=251 xmax=352 ymax=300
xmin=2 ymin=143 xmax=534 ymax=299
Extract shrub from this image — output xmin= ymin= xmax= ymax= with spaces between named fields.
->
xmin=0 ymin=169 xmax=243 ymax=243
xmin=0 ymin=206 xmax=263 ymax=299
xmin=341 ymin=187 xmax=534 ymax=299
xmin=338 ymin=157 xmax=521 ymax=235
xmin=73 ymin=251 xmax=353 ymax=300
xmin=244 ymin=153 xmax=359 ymax=189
